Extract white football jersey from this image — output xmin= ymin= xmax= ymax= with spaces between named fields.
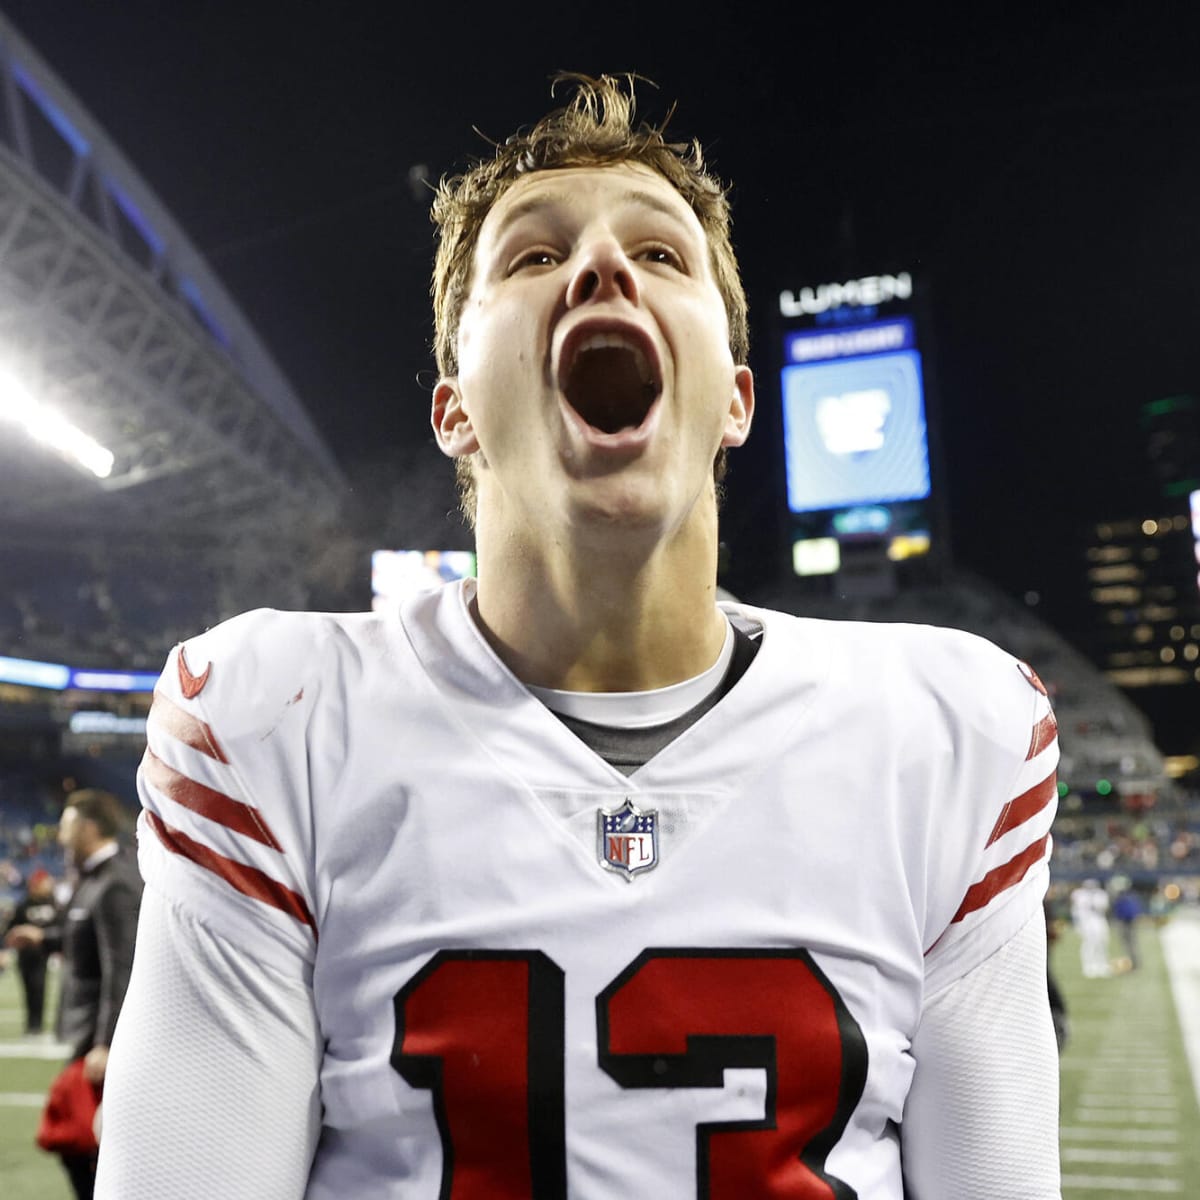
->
xmin=135 ymin=579 xmax=1058 ymax=1199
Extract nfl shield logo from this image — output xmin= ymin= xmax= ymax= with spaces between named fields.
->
xmin=598 ymin=798 xmax=658 ymax=880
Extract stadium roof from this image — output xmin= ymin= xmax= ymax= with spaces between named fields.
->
xmin=0 ymin=12 xmax=347 ymax=541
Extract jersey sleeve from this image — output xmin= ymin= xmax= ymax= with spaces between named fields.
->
xmin=97 ymin=883 xmax=322 ymax=1199
xmin=902 ymin=909 xmax=1061 ymax=1198
xmin=136 ymin=609 xmax=332 ymax=978
xmin=921 ymin=642 xmax=1060 ymax=996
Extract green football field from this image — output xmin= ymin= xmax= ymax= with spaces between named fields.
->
xmin=1 ymin=920 xmax=1198 ymax=1198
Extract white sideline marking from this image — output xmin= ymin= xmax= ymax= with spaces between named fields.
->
xmin=0 ymin=1092 xmax=45 ymax=1106
xmin=1161 ymin=908 xmax=1200 ymax=1110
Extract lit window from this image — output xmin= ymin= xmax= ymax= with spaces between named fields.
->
xmin=1171 ymin=625 xmax=1186 ymax=640
xmin=1161 ymin=647 xmax=1176 ymax=663
xmin=1142 ymin=519 xmax=1157 ymax=535
xmin=1133 ymin=625 xmax=1154 ymax=644
xmin=1184 ymin=644 xmax=1199 ymax=662
xmin=1091 ymin=586 xmax=1142 ymax=604
xmin=1088 ymin=565 xmax=1143 ymax=583
xmin=1107 ymin=666 xmax=1189 ymax=686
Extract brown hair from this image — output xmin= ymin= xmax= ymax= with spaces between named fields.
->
xmin=430 ymin=74 xmax=748 ymax=522
xmin=64 ymin=789 xmax=125 ymax=840
xmin=431 ymin=73 xmax=748 ymax=376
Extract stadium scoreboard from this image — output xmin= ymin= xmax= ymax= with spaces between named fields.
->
xmin=776 ymin=270 xmax=944 ymax=594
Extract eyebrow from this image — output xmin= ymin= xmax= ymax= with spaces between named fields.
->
xmin=490 ymin=186 xmax=693 ymax=241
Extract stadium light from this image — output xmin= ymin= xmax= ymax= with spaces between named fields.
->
xmin=0 ymin=365 xmax=114 ymax=478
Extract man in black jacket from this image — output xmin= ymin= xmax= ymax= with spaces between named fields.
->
xmin=6 ymin=789 xmax=143 ymax=1199
xmin=1 ymin=867 xmax=60 ymax=1034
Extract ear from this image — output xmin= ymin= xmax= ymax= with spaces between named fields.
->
xmin=720 ymin=365 xmax=755 ymax=448
xmin=431 ymin=378 xmax=479 ymax=457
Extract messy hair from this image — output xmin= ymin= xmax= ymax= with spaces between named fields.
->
xmin=431 ymin=72 xmax=748 ymax=376
xmin=430 ymin=74 xmax=748 ymax=522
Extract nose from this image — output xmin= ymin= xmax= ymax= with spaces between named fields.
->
xmin=566 ymin=235 xmax=639 ymax=308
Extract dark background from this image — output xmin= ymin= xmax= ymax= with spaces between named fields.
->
xmin=4 ymin=3 xmax=1199 ymax=703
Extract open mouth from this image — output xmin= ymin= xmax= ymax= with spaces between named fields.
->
xmin=559 ymin=332 xmax=661 ymax=435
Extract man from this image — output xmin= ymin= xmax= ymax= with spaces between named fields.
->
xmin=1071 ymin=877 xmax=1112 ymax=978
xmin=99 ymin=75 xmax=1061 ymax=1197
xmin=1112 ymin=884 xmax=1142 ymax=970
xmin=8 ymin=790 xmax=142 ymax=1198
xmin=2 ymin=867 xmax=59 ymax=1035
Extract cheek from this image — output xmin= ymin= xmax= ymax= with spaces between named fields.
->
xmin=458 ymin=304 xmax=535 ymax=383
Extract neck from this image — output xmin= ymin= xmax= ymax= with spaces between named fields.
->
xmin=472 ymin=504 xmax=726 ymax=692
xmin=80 ymin=838 xmax=116 ymax=866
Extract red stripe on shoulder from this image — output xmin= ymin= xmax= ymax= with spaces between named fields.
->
xmin=1017 ymin=661 xmax=1048 ymax=696
xmin=150 ymin=688 xmax=228 ymax=763
xmin=985 ymin=771 xmax=1057 ymax=847
xmin=951 ymin=833 xmax=1050 ymax=924
xmin=142 ymin=749 xmax=282 ymax=851
xmin=1026 ymin=711 xmax=1058 ymax=761
xmin=146 ymin=811 xmax=316 ymax=937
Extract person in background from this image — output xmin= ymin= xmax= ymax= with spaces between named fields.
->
xmin=1070 ymin=878 xmax=1111 ymax=978
xmin=6 ymin=789 xmax=142 ymax=1199
xmin=1112 ymin=885 xmax=1143 ymax=971
xmin=2 ymin=866 xmax=60 ymax=1034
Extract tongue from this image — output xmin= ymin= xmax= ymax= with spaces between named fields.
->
xmin=564 ymin=347 xmax=654 ymax=434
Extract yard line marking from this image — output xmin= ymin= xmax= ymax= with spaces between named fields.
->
xmin=1061 ymin=1175 xmax=1182 ymax=1192
xmin=1061 ymin=1126 xmax=1178 ymax=1143
xmin=1075 ymin=1094 xmax=1178 ymax=1108
xmin=1075 ymin=1108 xmax=1180 ymax=1123
xmin=0 ymin=1092 xmax=46 ymax=1106
xmin=1070 ymin=1075 xmax=1173 ymax=1083
xmin=1059 ymin=1062 xmax=1171 ymax=1074
xmin=0 ymin=1041 xmax=72 ymax=1059
xmin=1061 ymin=1147 xmax=1179 ymax=1166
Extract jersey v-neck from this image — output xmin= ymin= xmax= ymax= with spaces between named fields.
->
xmin=526 ymin=618 xmax=735 ymax=728
xmin=398 ymin=580 xmax=826 ymax=798
xmin=533 ymin=624 xmax=762 ymax=776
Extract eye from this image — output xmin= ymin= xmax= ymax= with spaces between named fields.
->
xmin=637 ymin=244 xmax=685 ymax=270
xmin=508 ymin=248 xmax=559 ymax=274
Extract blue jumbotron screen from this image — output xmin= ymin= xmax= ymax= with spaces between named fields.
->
xmin=781 ymin=320 xmax=931 ymax=514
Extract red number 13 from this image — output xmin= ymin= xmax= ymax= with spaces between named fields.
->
xmin=393 ymin=947 xmax=867 ymax=1199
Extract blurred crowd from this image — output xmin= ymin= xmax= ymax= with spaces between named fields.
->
xmin=1052 ymin=801 xmax=1200 ymax=879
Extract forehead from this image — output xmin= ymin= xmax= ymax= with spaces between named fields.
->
xmin=479 ymin=162 xmax=705 ymax=245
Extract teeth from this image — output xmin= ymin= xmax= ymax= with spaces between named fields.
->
xmin=575 ymin=333 xmax=654 ymax=385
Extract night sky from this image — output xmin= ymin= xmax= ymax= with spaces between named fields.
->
xmin=5 ymin=3 xmax=1200 ymax=638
